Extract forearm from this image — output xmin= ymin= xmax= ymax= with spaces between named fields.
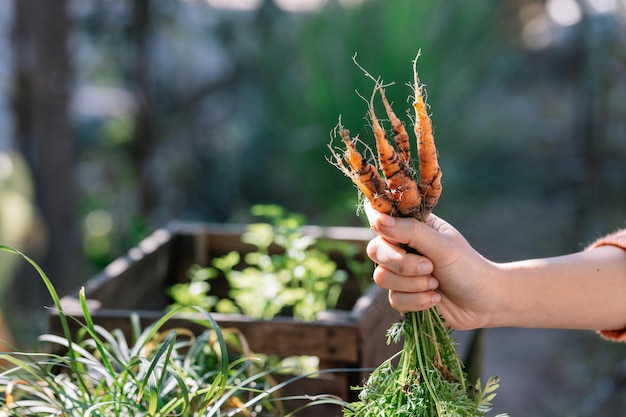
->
xmin=489 ymin=245 xmax=626 ymax=331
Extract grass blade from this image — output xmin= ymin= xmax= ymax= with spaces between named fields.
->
xmin=0 ymin=245 xmax=92 ymax=404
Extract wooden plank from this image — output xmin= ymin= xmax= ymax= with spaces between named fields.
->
xmin=49 ymin=308 xmax=360 ymax=363
xmin=76 ymin=227 xmax=174 ymax=309
xmin=211 ymin=314 xmax=360 ymax=362
xmin=351 ymin=284 xmax=403 ymax=382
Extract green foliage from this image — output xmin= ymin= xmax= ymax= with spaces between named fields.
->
xmin=343 ymin=309 xmax=507 ymax=417
xmin=169 ymin=204 xmax=366 ymax=322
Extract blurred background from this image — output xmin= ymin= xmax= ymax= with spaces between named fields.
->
xmin=0 ymin=0 xmax=625 ymax=415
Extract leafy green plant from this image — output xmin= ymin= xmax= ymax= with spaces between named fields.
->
xmin=0 ymin=245 xmax=322 ymax=417
xmin=169 ymin=204 xmax=368 ymax=322
xmin=343 ymin=312 xmax=505 ymax=417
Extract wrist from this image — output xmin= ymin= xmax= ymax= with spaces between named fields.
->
xmin=480 ymin=261 xmax=523 ymax=328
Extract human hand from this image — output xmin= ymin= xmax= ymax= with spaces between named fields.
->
xmin=364 ymin=205 xmax=498 ymax=330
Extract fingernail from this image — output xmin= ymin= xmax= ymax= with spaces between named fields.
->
xmin=431 ymin=293 xmax=441 ymax=304
xmin=428 ymin=277 xmax=439 ymax=290
xmin=417 ymin=262 xmax=431 ymax=275
xmin=378 ymin=213 xmax=396 ymax=227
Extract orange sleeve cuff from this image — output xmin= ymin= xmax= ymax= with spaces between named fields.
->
xmin=585 ymin=228 xmax=626 ymax=342
xmin=586 ymin=229 xmax=626 ymax=252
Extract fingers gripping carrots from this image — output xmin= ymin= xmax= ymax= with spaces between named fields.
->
xmin=328 ymin=53 xmax=442 ymax=222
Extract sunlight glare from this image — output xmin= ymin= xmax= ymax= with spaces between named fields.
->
xmin=201 ymin=0 xmax=363 ymax=12
xmin=274 ymin=0 xmax=327 ymax=12
xmin=0 ymin=152 xmax=13 ymax=181
xmin=522 ymin=15 xmax=552 ymax=49
xmin=586 ymin=0 xmax=619 ymax=13
xmin=205 ymin=0 xmax=261 ymax=10
xmin=85 ymin=210 xmax=113 ymax=237
xmin=546 ymin=0 xmax=583 ymax=26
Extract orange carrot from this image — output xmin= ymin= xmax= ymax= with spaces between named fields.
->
xmin=379 ymin=86 xmax=411 ymax=166
xmin=412 ymin=56 xmax=442 ymax=220
xmin=368 ymin=97 xmax=421 ymax=218
xmin=328 ymin=127 xmax=396 ymax=216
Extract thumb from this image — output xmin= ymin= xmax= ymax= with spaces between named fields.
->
xmin=370 ymin=212 xmax=455 ymax=263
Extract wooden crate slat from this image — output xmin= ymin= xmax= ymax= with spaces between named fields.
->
xmin=77 ymin=228 xmax=174 ymax=309
xmin=50 ymin=307 xmax=360 ymax=363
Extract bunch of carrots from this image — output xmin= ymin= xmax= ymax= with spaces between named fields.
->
xmin=328 ymin=54 xmax=504 ymax=417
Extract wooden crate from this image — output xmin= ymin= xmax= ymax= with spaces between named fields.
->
xmin=49 ymin=221 xmax=402 ymax=413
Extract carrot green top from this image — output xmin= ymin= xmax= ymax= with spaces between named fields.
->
xmin=586 ymin=228 xmax=626 ymax=342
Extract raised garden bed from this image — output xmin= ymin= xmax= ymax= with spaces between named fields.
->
xmin=49 ymin=221 xmax=403 ymax=413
